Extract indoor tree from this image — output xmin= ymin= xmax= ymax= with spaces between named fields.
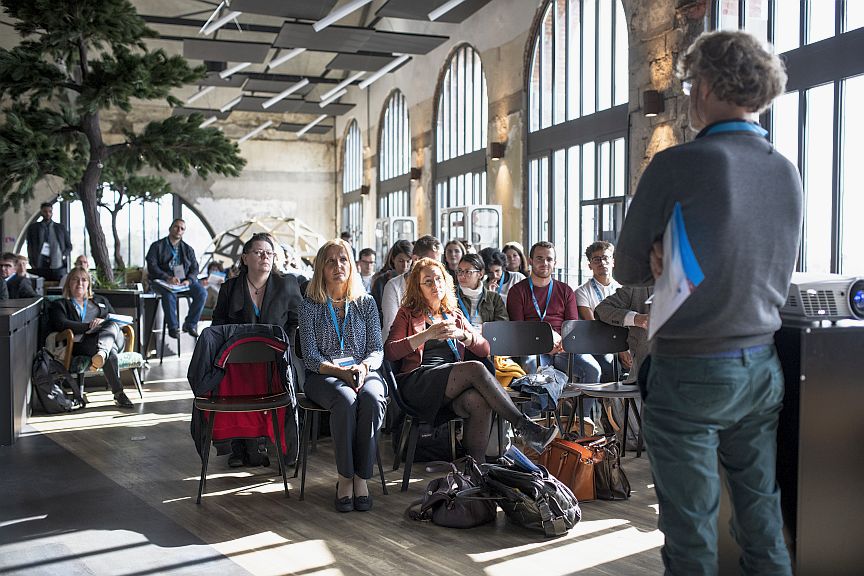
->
xmin=0 ymin=0 xmax=246 ymax=282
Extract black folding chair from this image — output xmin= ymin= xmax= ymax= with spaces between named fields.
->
xmin=194 ymin=338 xmax=293 ymax=504
xmin=560 ymin=319 xmax=643 ymax=457
xmin=382 ymin=359 xmax=460 ymax=492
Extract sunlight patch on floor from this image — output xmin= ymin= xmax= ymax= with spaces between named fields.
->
xmin=214 ymin=532 xmax=340 ymax=576
xmin=25 ymin=411 xmax=191 ymax=434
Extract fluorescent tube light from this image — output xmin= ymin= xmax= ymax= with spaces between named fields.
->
xmin=428 ymin=0 xmax=466 ymax=21
xmin=320 ymin=71 xmax=365 ymax=102
xmin=319 ymin=89 xmax=347 ymax=108
xmin=201 ymin=10 xmax=242 ymax=35
xmin=185 ymin=85 xmax=215 ymax=105
xmin=238 ymin=120 xmax=273 ymax=144
xmin=358 ymin=55 xmax=410 ymax=89
xmin=200 ymin=116 xmax=218 ymax=128
xmin=297 ymin=114 xmax=327 ymax=137
xmin=219 ymin=62 xmax=251 ymax=79
xmin=262 ymin=78 xmax=310 ymax=109
xmin=313 ymin=0 xmax=372 ymax=32
xmin=268 ymin=47 xmax=306 ymax=71
xmin=219 ymin=95 xmax=243 ymax=113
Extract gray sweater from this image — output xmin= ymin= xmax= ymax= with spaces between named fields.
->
xmin=614 ymin=125 xmax=803 ymax=356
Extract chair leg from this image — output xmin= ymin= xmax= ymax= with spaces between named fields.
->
xmin=631 ymin=398 xmax=644 ymax=458
xmin=132 ymin=368 xmax=144 ymax=399
xmin=496 ymin=414 xmax=506 ymax=457
xmin=159 ymin=320 xmax=167 ymax=365
xmin=393 ymin=415 xmax=411 ymax=471
xmin=300 ymin=408 xmax=313 ymax=501
xmin=622 ymin=398 xmax=630 ymax=458
xmin=375 ymin=428 xmax=388 ymax=495
xmin=77 ymin=374 xmax=85 ymax=396
xmin=197 ymin=412 xmax=215 ymax=505
xmin=270 ymin=409 xmax=289 ymax=498
xmin=293 ymin=410 xmax=305 ymax=479
xmin=401 ymin=420 xmax=420 ymax=492
xmin=578 ymin=396 xmax=586 ymax=437
xmin=176 ymin=303 xmax=182 ymax=358
xmin=449 ymin=420 xmax=457 ymax=462
xmin=311 ymin=411 xmax=319 ymax=453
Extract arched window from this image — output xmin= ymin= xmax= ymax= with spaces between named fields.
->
xmin=342 ymin=120 xmax=364 ymax=249
xmin=526 ymin=0 xmax=629 ymax=285
xmin=434 ymin=44 xmax=488 ymax=230
xmin=378 ymin=91 xmax=411 ymax=218
xmin=714 ymin=0 xmax=864 ymax=275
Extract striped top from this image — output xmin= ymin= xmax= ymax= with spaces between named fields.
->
xmin=299 ymin=294 xmax=383 ymax=373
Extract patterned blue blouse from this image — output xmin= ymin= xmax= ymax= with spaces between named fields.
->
xmin=299 ymin=294 xmax=383 ymax=373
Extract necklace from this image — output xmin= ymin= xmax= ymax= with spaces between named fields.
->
xmin=247 ymin=277 xmax=266 ymax=295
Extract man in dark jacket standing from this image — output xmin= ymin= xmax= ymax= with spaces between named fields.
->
xmin=26 ymin=202 xmax=72 ymax=281
xmin=614 ymin=31 xmax=800 ymax=575
xmin=146 ymin=218 xmax=207 ymax=338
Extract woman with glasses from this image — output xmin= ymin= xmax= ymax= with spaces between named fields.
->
xmin=300 ymin=239 xmax=386 ymax=513
xmin=502 ymin=242 xmax=529 ymax=277
xmin=212 ymin=232 xmax=303 ymax=467
xmin=455 ymin=254 xmax=507 ymax=330
xmin=385 ymin=257 xmax=557 ymax=462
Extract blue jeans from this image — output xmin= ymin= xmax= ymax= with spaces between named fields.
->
xmin=154 ymin=280 xmax=207 ymax=331
xmin=644 ymin=346 xmax=792 ymax=576
xmin=539 ymin=353 xmax=605 ymax=419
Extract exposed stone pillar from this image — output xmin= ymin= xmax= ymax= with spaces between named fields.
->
xmin=624 ymin=0 xmax=710 ymax=193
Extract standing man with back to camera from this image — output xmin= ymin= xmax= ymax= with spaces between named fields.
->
xmin=146 ymin=218 xmax=207 ymax=339
xmin=615 ymin=31 xmax=801 ymax=575
xmin=26 ymin=201 xmax=72 ymax=281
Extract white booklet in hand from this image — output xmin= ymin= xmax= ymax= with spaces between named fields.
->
xmin=648 ymin=202 xmax=705 ymax=340
xmin=154 ymin=279 xmax=190 ymax=293
xmin=86 ymin=313 xmax=134 ymax=334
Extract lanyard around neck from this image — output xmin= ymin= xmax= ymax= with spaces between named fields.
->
xmin=456 ymin=293 xmax=480 ymax=326
xmin=327 ymin=298 xmax=350 ymax=353
xmin=497 ymin=271 xmax=507 ymax=294
xmin=528 ymin=276 xmax=554 ymax=321
xmin=72 ymin=298 xmax=87 ymax=321
xmin=167 ymin=238 xmax=180 ymax=266
xmin=426 ymin=310 xmax=460 ymax=359
xmin=590 ymin=278 xmax=606 ymax=303
xmin=699 ymin=120 xmax=768 ymax=139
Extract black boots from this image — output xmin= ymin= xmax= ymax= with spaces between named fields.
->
xmin=516 ymin=417 xmax=558 ymax=454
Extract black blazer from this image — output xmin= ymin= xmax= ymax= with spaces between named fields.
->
xmin=145 ymin=236 xmax=200 ymax=282
xmin=211 ymin=271 xmax=302 ymax=337
xmin=49 ymin=294 xmax=114 ymax=335
xmin=7 ymin=275 xmax=37 ymax=299
xmin=0 ymin=277 xmax=8 ymax=301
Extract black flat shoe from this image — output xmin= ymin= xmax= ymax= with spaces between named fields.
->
xmin=335 ymin=483 xmax=353 ymax=513
xmin=354 ymin=493 xmax=373 ymax=512
xmin=113 ymin=392 xmax=134 ymax=408
xmin=168 ymin=328 xmax=180 ymax=339
xmin=184 ymin=326 xmax=200 ymax=338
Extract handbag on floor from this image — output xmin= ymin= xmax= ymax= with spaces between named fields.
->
xmin=405 ymin=457 xmax=497 ymax=529
xmin=537 ymin=437 xmax=598 ymax=502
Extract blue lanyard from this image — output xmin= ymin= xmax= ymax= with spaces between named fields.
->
xmin=497 ymin=271 xmax=506 ymax=294
xmin=252 ymin=302 xmax=260 ymax=319
xmin=167 ymin=239 xmax=180 ymax=267
xmin=427 ymin=311 xmax=460 ymax=359
xmin=327 ymin=298 xmax=350 ymax=353
xmin=528 ymin=277 xmax=554 ymax=321
xmin=457 ymin=293 xmax=480 ymax=326
xmin=590 ymin=279 xmax=605 ymax=303
xmin=72 ymin=299 xmax=87 ymax=321
xmin=699 ymin=120 xmax=768 ymax=139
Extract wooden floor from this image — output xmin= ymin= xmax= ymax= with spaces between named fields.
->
xmin=2 ymin=352 xmax=663 ymax=576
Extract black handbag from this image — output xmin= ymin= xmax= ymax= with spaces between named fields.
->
xmin=589 ymin=435 xmax=631 ymax=500
xmin=405 ymin=457 xmax=497 ymax=529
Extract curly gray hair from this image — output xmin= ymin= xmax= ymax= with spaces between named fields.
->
xmin=678 ymin=30 xmax=787 ymax=114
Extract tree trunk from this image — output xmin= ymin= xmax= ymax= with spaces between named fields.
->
xmin=79 ymin=111 xmax=113 ymax=282
xmin=110 ymin=208 xmax=126 ymax=270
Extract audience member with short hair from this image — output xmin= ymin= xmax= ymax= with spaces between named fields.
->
xmin=381 ymin=235 xmax=442 ymax=338
xmin=15 ymin=255 xmax=32 ymax=278
xmin=573 ymin=241 xmax=621 ymax=379
xmin=300 ymin=239 xmax=386 ymax=513
xmin=1 ymin=252 xmax=36 ymax=299
xmin=26 ymin=201 xmax=72 ymax=281
xmin=356 ymin=248 xmax=376 ymax=291
xmin=481 ymin=249 xmax=524 ymax=303
xmin=48 ymin=268 xmax=134 ymax=408
xmin=502 ymin=242 xmax=529 ymax=277
xmin=145 ymin=218 xmax=207 ymax=339
xmin=385 ymin=257 xmax=556 ymax=461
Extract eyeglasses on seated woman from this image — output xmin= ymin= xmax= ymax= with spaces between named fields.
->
xmin=384 ymin=257 xmax=556 ymax=463
xmin=299 ymin=239 xmax=386 ymax=513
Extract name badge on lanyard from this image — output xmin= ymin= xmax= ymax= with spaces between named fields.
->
xmin=328 ymin=298 xmax=353 ymax=367
xmin=168 ymin=240 xmax=185 ymax=280
xmin=528 ymin=277 xmax=554 ymax=321
xmin=427 ymin=311 xmax=460 ymax=359
xmin=457 ymin=294 xmax=482 ymax=330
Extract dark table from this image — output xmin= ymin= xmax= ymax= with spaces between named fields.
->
xmin=0 ymin=298 xmax=42 ymax=446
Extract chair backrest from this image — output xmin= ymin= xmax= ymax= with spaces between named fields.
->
xmin=560 ymin=320 xmax=629 ymax=355
xmin=482 ymin=321 xmax=554 ymax=357
xmin=218 ymin=338 xmax=285 ymax=366
xmin=381 ymin=358 xmax=415 ymax=416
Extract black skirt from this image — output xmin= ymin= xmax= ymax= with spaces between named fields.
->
xmin=397 ymin=363 xmax=458 ymax=426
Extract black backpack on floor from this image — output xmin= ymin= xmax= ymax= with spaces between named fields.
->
xmin=31 ymin=348 xmax=84 ymax=413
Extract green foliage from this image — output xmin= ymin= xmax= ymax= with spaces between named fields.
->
xmin=99 ymin=164 xmax=172 ymax=207
xmin=91 ymin=266 xmax=122 ymax=290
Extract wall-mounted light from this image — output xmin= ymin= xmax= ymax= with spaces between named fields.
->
xmin=643 ymin=90 xmax=665 ymax=117
xmin=410 ymin=167 xmax=422 ymax=181
xmin=360 ymin=184 xmax=370 ymax=196
xmin=490 ymin=141 xmax=507 ymax=160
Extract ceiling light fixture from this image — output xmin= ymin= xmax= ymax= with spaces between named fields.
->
xmin=313 ymin=0 xmax=373 ymax=32
xmin=268 ymin=47 xmax=306 ymax=71
xmin=297 ymin=114 xmax=327 ymax=137
xmin=219 ymin=95 xmax=243 ymax=113
xmin=262 ymin=78 xmax=310 ymax=109
xmin=238 ymin=120 xmax=273 ymax=144
xmin=428 ymin=0 xmax=467 ymax=21
xmin=359 ymin=55 xmax=411 ymax=89
xmin=201 ymin=10 xmax=242 ymax=35
xmin=319 ymin=88 xmax=347 ymax=108
xmin=320 ymin=71 xmax=366 ymax=102
xmin=219 ymin=61 xmax=251 ymax=79
xmin=185 ymin=85 xmax=215 ymax=105
xmin=200 ymin=116 xmax=218 ymax=128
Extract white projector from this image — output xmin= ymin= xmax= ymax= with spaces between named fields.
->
xmin=781 ymin=272 xmax=864 ymax=321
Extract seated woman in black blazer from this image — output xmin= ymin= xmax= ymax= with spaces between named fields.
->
xmin=211 ymin=233 xmax=303 ymax=467
xmin=48 ymin=268 xmax=134 ymax=408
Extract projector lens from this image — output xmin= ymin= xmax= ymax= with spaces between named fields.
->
xmin=850 ymin=280 xmax=864 ymax=319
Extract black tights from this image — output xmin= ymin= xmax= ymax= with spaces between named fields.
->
xmin=444 ymin=361 xmax=523 ymax=461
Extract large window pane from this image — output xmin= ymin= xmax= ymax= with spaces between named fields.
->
xmin=719 ymin=0 xmax=739 ymax=30
xmin=848 ymin=0 xmax=864 ymax=32
xmin=567 ymin=0 xmax=581 ymax=120
xmin=773 ymin=0 xmax=800 ymax=52
xmin=553 ymin=149 xmax=567 ymax=263
xmin=772 ymin=91 xmax=799 ymax=167
xmin=744 ymin=0 xmax=769 ymax=43
xmin=614 ymin=0 xmax=628 ymax=106
xmin=567 ymin=145 xmax=581 ymax=279
xmin=582 ymin=0 xmax=596 ymax=115
xmin=841 ymin=74 xmax=864 ymax=274
xmin=597 ymin=0 xmax=612 ymax=111
xmin=554 ymin=0 xmax=567 ymax=125
xmin=807 ymin=0 xmax=835 ymax=44
xmin=582 ymin=142 xmax=596 ymax=200
xmin=803 ymin=82 xmax=834 ymax=273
